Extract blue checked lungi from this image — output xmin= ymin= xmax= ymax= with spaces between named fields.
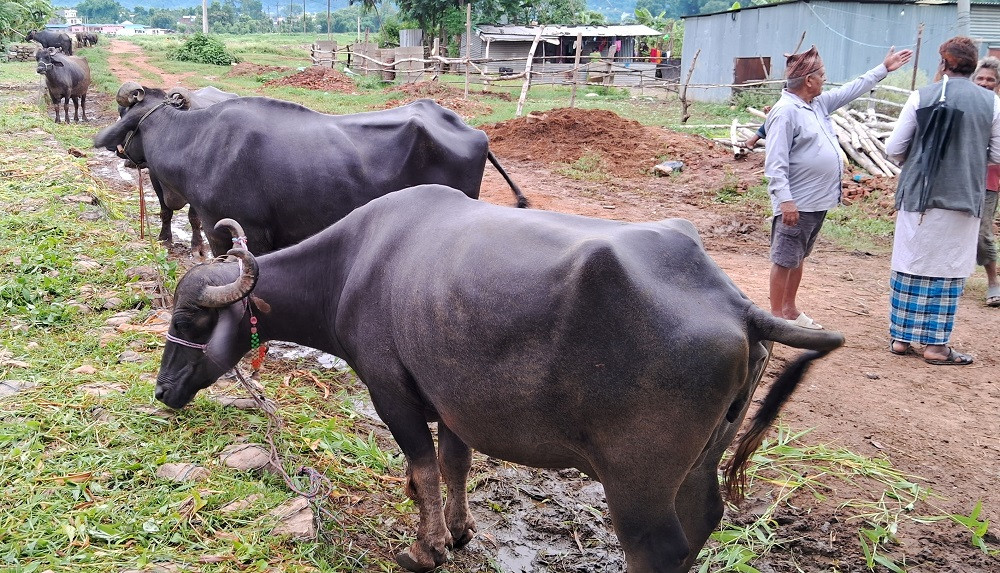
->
xmin=889 ymin=270 xmax=965 ymax=345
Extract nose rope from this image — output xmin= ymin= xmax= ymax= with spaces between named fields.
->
xmin=165 ymin=332 xmax=208 ymax=352
xmin=116 ymin=101 xmax=167 ymax=165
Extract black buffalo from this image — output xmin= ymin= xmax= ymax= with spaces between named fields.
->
xmin=155 ymin=185 xmax=844 ymax=573
xmin=35 ymin=48 xmax=91 ymax=123
xmin=75 ymin=31 xmax=99 ymax=47
xmin=115 ymin=82 xmax=239 ymax=256
xmin=26 ymin=29 xmax=72 ymax=55
xmin=94 ymin=94 xmax=527 ymax=256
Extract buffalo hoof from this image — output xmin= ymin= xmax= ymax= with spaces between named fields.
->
xmin=395 ymin=542 xmax=448 ymax=573
xmin=449 ymin=526 xmax=476 ymax=549
xmin=395 ymin=550 xmax=435 ymax=573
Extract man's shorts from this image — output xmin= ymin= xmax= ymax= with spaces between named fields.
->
xmin=976 ymin=190 xmax=998 ymax=267
xmin=770 ymin=210 xmax=827 ymax=269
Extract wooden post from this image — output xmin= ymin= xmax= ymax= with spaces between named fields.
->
xmin=792 ymin=31 xmax=806 ymax=54
xmin=515 ymin=26 xmax=544 ymax=118
xmin=464 ymin=2 xmax=471 ymax=98
xmin=433 ymin=37 xmax=441 ymax=76
xmin=911 ymin=23 xmax=924 ymax=91
xmin=680 ymin=48 xmax=700 ymax=123
xmin=570 ymin=32 xmax=583 ymax=108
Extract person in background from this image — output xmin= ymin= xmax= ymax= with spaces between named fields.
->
xmin=764 ymin=44 xmax=913 ymax=329
xmin=884 ymin=37 xmax=1000 ymax=364
xmin=972 ymin=56 xmax=1000 ymax=307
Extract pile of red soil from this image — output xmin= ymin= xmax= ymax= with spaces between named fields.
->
xmin=482 ymin=107 xmax=732 ymax=179
xmin=378 ymin=95 xmax=493 ymax=120
xmin=841 ymin=175 xmax=898 ymax=217
xmin=227 ymin=62 xmax=292 ymax=76
xmin=379 ymin=82 xmax=521 ymax=119
xmin=263 ymin=66 xmax=357 ymax=94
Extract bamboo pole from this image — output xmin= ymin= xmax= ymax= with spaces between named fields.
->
xmin=464 ymin=3 xmax=471 ymax=98
xmin=569 ymin=32 xmax=583 ymax=108
xmin=680 ymin=49 xmax=700 ymax=123
xmin=515 ymin=26 xmax=544 ymax=117
xmin=911 ymin=23 xmax=924 ymax=91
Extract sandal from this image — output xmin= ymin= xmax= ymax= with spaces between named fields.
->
xmin=986 ymin=285 xmax=1000 ymax=307
xmin=787 ymin=312 xmax=823 ymax=330
xmin=923 ymin=347 xmax=974 ymax=366
xmin=889 ymin=340 xmax=916 ymax=356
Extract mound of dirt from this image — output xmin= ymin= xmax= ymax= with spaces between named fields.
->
xmin=482 ymin=107 xmax=731 ymax=179
xmin=379 ymin=96 xmax=493 ymax=120
xmin=390 ymin=81 xmax=468 ymax=100
xmin=227 ymin=62 xmax=292 ymax=77
xmin=263 ymin=66 xmax=357 ymax=94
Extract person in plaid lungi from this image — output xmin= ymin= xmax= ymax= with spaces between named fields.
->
xmin=885 ymin=37 xmax=1000 ymax=365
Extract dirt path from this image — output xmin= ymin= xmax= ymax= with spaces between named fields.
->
xmin=106 ymin=38 xmax=194 ymax=88
xmin=83 ymin=46 xmax=1000 ymax=571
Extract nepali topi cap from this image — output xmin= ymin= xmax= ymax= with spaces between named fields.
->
xmin=784 ymin=45 xmax=824 ymax=80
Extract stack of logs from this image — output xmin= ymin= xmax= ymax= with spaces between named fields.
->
xmin=733 ymin=106 xmax=900 ymax=177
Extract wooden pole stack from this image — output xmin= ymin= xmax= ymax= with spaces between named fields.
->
xmin=728 ymin=106 xmax=901 ymax=177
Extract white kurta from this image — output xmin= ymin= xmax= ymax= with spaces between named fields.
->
xmin=890 ymin=209 xmax=979 ymax=278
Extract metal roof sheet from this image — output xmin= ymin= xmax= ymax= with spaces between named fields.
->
xmin=476 ymin=24 xmax=662 ymax=40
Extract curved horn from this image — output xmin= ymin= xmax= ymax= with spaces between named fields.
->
xmin=165 ymin=87 xmax=193 ymax=110
xmin=116 ymin=82 xmax=144 ymax=108
xmin=215 ymin=218 xmax=246 ymax=242
xmin=198 ymin=248 xmax=259 ymax=308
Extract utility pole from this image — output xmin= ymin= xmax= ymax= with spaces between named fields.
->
xmin=302 ymin=0 xmax=305 ymax=34
xmin=326 ymin=0 xmax=330 ymax=39
xmin=202 ymin=0 xmax=208 ymax=33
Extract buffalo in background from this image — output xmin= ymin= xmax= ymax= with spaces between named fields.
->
xmin=75 ymin=32 xmax=99 ymax=47
xmin=94 ymin=91 xmax=528 ymax=256
xmin=35 ymin=47 xmax=90 ymax=123
xmin=25 ymin=29 xmax=72 ymax=55
xmin=114 ymin=82 xmax=239 ymax=257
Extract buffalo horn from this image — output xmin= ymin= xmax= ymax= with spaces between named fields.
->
xmin=165 ymin=87 xmax=193 ymax=110
xmin=116 ymin=82 xmax=145 ymax=108
xmin=215 ymin=218 xmax=246 ymax=242
xmin=199 ymin=248 xmax=258 ymax=307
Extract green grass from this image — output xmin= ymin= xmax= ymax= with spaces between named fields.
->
xmin=555 ymin=152 xmax=611 ymax=182
xmin=698 ymin=425 xmax=998 ymax=572
xmin=822 ymin=198 xmax=896 ymax=253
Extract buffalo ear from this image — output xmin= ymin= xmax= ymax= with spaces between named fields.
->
xmin=165 ymin=87 xmax=193 ymax=110
xmin=250 ymin=295 xmax=271 ymax=313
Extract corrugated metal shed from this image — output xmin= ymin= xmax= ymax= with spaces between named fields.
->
xmin=681 ymin=0 xmax=1000 ymax=102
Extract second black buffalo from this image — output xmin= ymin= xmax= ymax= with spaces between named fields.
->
xmin=94 ymin=92 xmax=527 ymax=255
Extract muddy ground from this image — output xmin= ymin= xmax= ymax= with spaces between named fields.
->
xmin=28 ymin=39 xmax=1000 ymax=571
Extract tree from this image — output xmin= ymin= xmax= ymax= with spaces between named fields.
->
xmin=1 ymin=0 xmax=51 ymax=41
xmin=394 ymin=0 xmax=452 ymax=46
xmin=150 ymin=11 xmax=175 ymax=29
xmin=76 ymin=0 xmax=125 ymax=23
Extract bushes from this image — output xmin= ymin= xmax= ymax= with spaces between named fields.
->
xmin=167 ymin=33 xmax=240 ymax=66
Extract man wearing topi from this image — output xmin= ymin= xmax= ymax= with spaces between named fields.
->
xmin=765 ymin=44 xmax=913 ymax=329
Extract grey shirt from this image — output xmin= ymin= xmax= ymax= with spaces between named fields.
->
xmin=764 ymin=64 xmax=889 ymax=215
